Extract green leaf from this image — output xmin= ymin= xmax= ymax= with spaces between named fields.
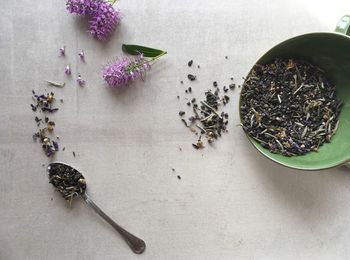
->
xmin=122 ymin=44 xmax=166 ymax=58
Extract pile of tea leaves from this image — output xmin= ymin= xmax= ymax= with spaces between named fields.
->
xmin=179 ymin=59 xmax=236 ymax=149
xmin=48 ymin=163 xmax=86 ymax=202
xmin=31 ymin=90 xmax=61 ymax=157
xmin=240 ymin=58 xmax=342 ymax=156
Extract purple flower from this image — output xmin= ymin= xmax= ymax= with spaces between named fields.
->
xmin=77 ymin=75 xmax=85 ymax=86
xmin=52 ymin=141 xmax=59 ymax=151
xmin=66 ymin=0 xmax=121 ymax=41
xmin=102 ymin=54 xmax=150 ymax=88
xmin=88 ymin=1 xmax=121 ymax=41
xmin=78 ymin=50 xmax=85 ymax=60
xmin=65 ymin=65 xmax=71 ymax=75
xmin=59 ymin=46 xmax=65 ymax=56
xmin=66 ymin=0 xmax=97 ymax=15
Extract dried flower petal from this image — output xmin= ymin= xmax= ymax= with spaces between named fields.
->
xmin=77 ymin=75 xmax=85 ymax=86
xmin=59 ymin=46 xmax=65 ymax=56
xmin=52 ymin=141 xmax=59 ymax=151
xmin=65 ymin=65 xmax=71 ymax=75
xmin=78 ymin=50 xmax=85 ymax=60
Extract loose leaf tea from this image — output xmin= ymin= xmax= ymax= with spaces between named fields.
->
xmin=33 ymin=129 xmax=59 ymax=157
xmin=48 ymin=163 xmax=86 ymax=202
xmin=240 ymin=58 xmax=342 ymax=156
xmin=187 ymin=74 xmax=196 ymax=81
xmin=178 ymin=73 xmax=233 ymax=148
xmin=31 ymin=91 xmax=59 ymax=113
xmin=31 ymin=90 xmax=61 ymax=157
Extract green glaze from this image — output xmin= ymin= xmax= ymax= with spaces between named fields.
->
xmin=239 ymin=16 xmax=350 ymax=170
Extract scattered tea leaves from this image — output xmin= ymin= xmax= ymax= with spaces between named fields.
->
xmin=31 ymin=91 xmax=59 ymax=113
xmin=31 ymin=90 xmax=61 ymax=157
xmin=187 ymin=74 xmax=196 ymax=81
xmin=178 ymin=60 xmax=236 ymax=149
xmin=229 ymin=83 xmax=235 ymax=90
xmin=33 ymin=129 xmax=59 ymax=157
xmin=192 ymin=135 xmax=204 ymax=149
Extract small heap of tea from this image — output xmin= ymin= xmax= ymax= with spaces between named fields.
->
xmin=48 ymin=163 xmax=86 ymax=202
xmin=240 ymin=58 xmax=342 ymax=156
xmin=178 ymin=60 xmax=234 ymax=149
xmin=31 ymin=90 xmax=61 ymax=157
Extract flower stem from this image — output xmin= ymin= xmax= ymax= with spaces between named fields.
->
xmin=150 ymin=51 xmax=167 ymax=62
xmin=106 ymin=0 xmax=118 ymax=5
xmin=147 ymin=51 xmax=168 ymax=66
xmin=125 ymin=51 xmax=167 ymax=73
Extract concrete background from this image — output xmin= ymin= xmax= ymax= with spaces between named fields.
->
xmin=1 ymin=0 xmax=350 ymax=259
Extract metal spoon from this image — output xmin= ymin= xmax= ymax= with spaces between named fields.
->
xmin=47 ymin=162 xmax=146 ymax=254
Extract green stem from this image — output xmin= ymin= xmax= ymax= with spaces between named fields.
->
xmin=125 ymin=51 xmax=167 ymax=73
xmin=150 ymin=51 xmax=167 ymax=62
xmin=147 ymin=51 xmax=167 ymax=66
xmin=106 ymin=0 xmax=118 ymax=5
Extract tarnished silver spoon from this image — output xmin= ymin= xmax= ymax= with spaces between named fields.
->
xmin=47 ymin=162 xmax=146 ymax=254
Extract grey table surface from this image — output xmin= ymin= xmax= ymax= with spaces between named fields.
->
xmin=1 ymin=0 xmax=350 ymax=259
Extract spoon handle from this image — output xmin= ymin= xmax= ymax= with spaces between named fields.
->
xmin=82 ymin=193 xmax=146 ymax=254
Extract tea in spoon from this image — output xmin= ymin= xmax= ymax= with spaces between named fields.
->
xmin=47 ymin=162 xmax=146 ymax=254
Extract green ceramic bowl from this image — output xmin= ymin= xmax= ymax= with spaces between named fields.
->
xmin=239 ymin=16 xmax=350 ymax=170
